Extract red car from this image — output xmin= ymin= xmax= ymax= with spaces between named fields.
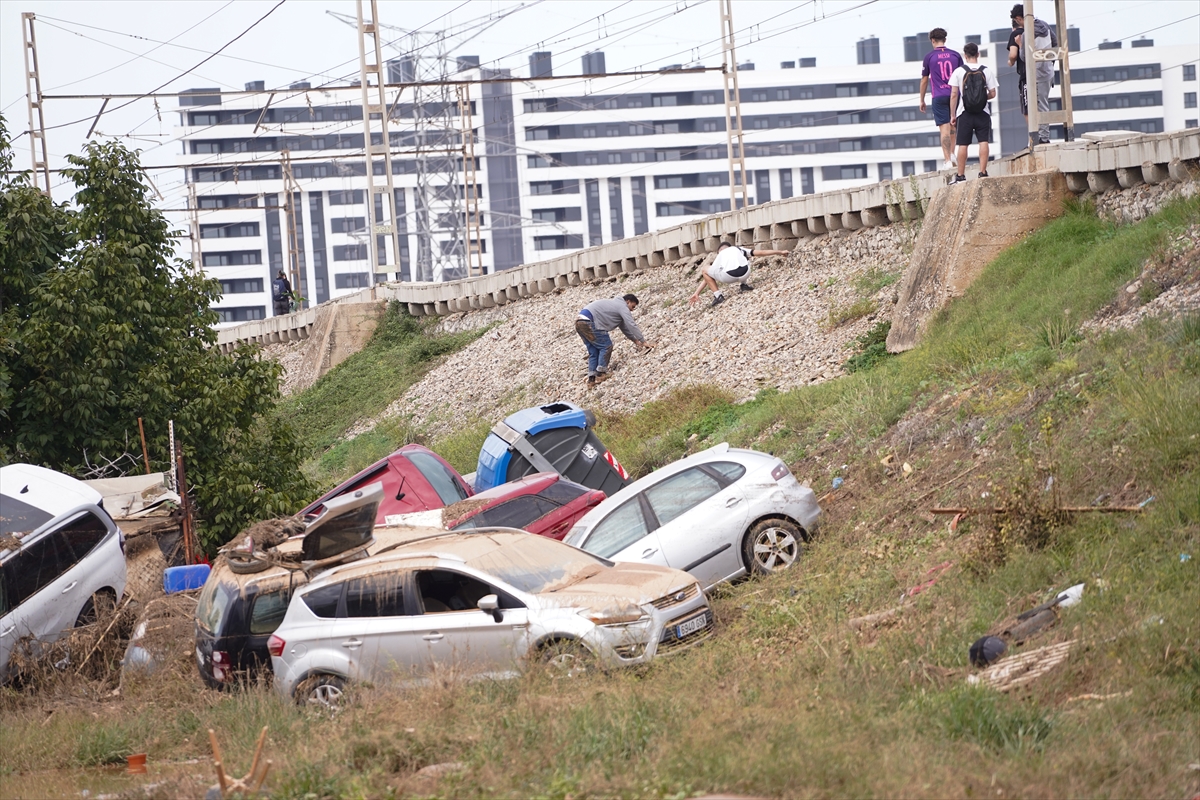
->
xmin=299 ymin=444 xmax=473 ymax=525
xmin=390 ymin=472 xmax=606 ymax=541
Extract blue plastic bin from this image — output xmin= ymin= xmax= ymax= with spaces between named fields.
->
xmin=164 ymin=563 xmax=211 ymax=594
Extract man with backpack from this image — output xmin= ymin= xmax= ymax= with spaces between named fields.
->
xmin=948 ymin=42 xmax=999 ymax=184
xmin=1008 ymin=4 xmax=1058 ymax=145
xmin=271 ymin=270 xmax=293 ymax=316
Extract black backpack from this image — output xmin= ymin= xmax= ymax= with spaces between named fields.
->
xmin=961 ymin=65 xmax=988 ymax=114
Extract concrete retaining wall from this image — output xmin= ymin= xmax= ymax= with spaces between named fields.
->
xmin=218 ymin=129 xmax=1200 ymax=353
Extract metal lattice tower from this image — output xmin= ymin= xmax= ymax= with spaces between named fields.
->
xmin=21 ymin=13 xmax=52 ymax=195
xmin=719 ymin=0 xmax=749 ymax=210
xmin=355 ymin=0 xmax=406 ymax=286
xmin=457 ymin=83 xmax=484 ymax=277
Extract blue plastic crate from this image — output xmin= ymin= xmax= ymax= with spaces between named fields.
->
xmin=164 ymin=564 xmax=211 ymax=594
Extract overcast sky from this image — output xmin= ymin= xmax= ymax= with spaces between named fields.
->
xmin=3 ymin=0 xmax=1197 ymax=207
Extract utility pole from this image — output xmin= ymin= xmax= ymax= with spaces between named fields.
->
xmin=186 ymin=181 xmax=203 ymax=269
xmin=21 ymin=13 xmax=52 ymax=196
xmin=281 ymin=150 xmax=304 ymax=309
xmin=457 ymin=83 xmax=484 ymax=277
xmin=1024 ymin=0 xmax=1075 ymax=149
xmin=355 ymin=0 xmax=405 ymax=287
xmin=719 ymin=0 xmax=749 ymax=211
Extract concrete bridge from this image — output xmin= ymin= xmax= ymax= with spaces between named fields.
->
xmin=216 ymin=129 xmax=1199 ymax=353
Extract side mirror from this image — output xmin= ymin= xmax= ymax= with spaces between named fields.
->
xmin=478 ymin=594 xmax=502 ymax=623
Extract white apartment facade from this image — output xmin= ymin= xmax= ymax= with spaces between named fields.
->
xmin=174 ymin=33 xmax=1199 ymax=325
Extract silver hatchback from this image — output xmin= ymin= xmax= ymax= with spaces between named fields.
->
xmin=270 ymin=529 xmax=711 ymax=704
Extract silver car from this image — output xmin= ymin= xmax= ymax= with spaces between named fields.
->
xmin=269 ymin=529 xmax=711 ymax=705
xmin=563 ymin=443 xmax=821 ymax=590
xmin=1 ymin=464 xmax=127 ymax=679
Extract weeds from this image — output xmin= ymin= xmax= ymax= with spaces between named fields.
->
xmin=827 ymin=298 xmax=877 ymax=328
xmin=73 ymin=725 xmax=132 ymax=767
xmin=927 ymin=686 xmax=1055 ymax=754
xmin=845 ymin=320 xmax=894 ymax=373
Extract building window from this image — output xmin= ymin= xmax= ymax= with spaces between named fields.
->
xmin=836 ymin=85 xmax=859 ymax=98
xmin=219 ymin=278 xmax=263 ymax=294
xmin=655 ymin=122 xmax=680 ymax=134
xmin=653 ymin=95 xmax=677 ymax=107
xmin=330 ymin=217 xmax=366 ymax=233
xmin=924 ymin=160 xmax=938 ymax=173
xmin=527 ymin=155 xmax=553 ymax=168
xmin=656 ymin=176 xmax=685 ymax=189
xmin=698 ymin=93 xmax=719 ymax=104
xmin=879 ymin=111 xmax=894 ymax=122
xmin=333 ymin=244 xmax=368 ymax=261
xmin=582 ymin=127 xmax=597 ymax=137
xmin=334 ymin=273 xmax=370 ymax=289
xmin=328 ymin=190 xmax=363 ymax=205
xmin=190 ymin=113 xmax=219 ymax=126
xmin=901 ymin=110 xmax=918 ymax=121
xmin=750 ymin=91 xmax=767 ymax=102
xmin=1184 ymin=64 xmax=1197 ymax=81
xmin=656 ymin=202 xmax=705 ymax=217
xmin=1186 ymin=92 xmax=1198 ymax=108
xmin=702 ymin=120 xmax=721 ymax=132
xmin=1186 ymin=119 xmax=1198 ymax=128
xmin=533 ymin=234 xmax=583 ymax=251
xmin=200 ymin=222 xmax=259 ymax=239
xmin=202 ymin=251 xmax=261 ymax=266
xmin=879 ymin=163 xmax=893 ymax=181
xmin=901 ymin=161 xmax=916 ymax=176
xmin=776 ymin=89 xmax=790 ymax=101
xmin=797 ymin=88 xmax=814 ymax=99
xmin=216 ymin=306 xmax=265 ymax=323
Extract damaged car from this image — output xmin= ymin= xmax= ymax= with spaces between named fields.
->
xmin=269 ymin=529 xmax=712 ymax=706
xmin=564 ymin=443 xmax=821 ymax=590
xmin=381 ymin=472 xmax=605 ymax=540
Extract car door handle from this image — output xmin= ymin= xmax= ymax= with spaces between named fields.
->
xmin=641 ymin=548 xmax=657 ymax=558
xmin=423 ymin=632 xmax=444 ymax=642
xmin=1 ymin=626 xmax=14 ymax=638
xmin=60 ymin=581 xmax=78 ymax=594
xmin=725 ymin=497 xmax=740 ymax=508
xmin=341 ymin=638 xmax=362 ymax=650
xmin=511 ymin=623 xmax=528 ymax=631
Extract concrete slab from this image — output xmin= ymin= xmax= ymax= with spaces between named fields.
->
xmin=888 ymin=171 xmax=1071 ymax=353
xmin=295 ymin=301 xmax=386 ymax=386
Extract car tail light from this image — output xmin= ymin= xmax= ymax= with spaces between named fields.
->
xmin=211 ymin=650 xmax=228 ymax=664
xmin=771 ymin=462 xmax=791 ymax=482
xmin=267 ymin=635 xmax=285 ymax=658
xmin=211 ymin=649 xmax=231 ymax=682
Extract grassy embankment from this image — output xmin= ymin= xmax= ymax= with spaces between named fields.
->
xmin=2 ymin=196 xmax=1197 ymax=799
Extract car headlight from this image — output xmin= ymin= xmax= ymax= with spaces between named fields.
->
xmin=581 ymin=607 xmax=647 ymax=626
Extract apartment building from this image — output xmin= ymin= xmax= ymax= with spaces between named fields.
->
xmin=175 ymin=32 xmax=1198 ymax=325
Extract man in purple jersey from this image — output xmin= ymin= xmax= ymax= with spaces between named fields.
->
xmin=918 ymin=28 xmax=963 ymax=171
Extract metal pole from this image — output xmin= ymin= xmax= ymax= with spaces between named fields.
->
xmin=1055 ymin=0 xmax=1074 ymax=142
xmin=1024 ymin=0 xmax=1040 ymax=150
xmin=21 ymin=13 xmax=52 ymax=195
xmin=281 ymin=149 xmax=303 ymax=309
xmin=719 ymin=0 xmax=749 ymax=211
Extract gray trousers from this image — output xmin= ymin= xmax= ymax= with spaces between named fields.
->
xmin=1019 ymin=74 xmax=1054 ymax=143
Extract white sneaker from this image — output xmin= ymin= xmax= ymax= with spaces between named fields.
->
xmin=951 ymin=151 xmax=958 ymax=166
xmin=943 ymin=159 xmax=953 ymax=171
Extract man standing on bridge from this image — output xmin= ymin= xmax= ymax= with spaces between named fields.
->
xmin=919 ymin=28 xmax=963 ymax=171
xmin=576 ymin=294 xmax=655 ymax=387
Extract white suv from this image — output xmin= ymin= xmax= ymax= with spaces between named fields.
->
xmin=1 ymin=464 xmax=127 ymax=679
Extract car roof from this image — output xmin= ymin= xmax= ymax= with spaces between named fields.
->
xmin=0 ymin=464 xmax=103 ymax=537
xmin=573 ymin=443 xmax=774 ymax=525
xmin=466 ymin=472 xmax=559 ymax=503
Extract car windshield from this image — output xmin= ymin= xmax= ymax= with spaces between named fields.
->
xmin=196 ymin=579 xmax=237 ymax=633
xmin=462 ymin=534 xmax=613 ymax=595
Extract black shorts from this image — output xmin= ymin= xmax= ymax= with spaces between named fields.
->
xmin=955 ymin=111 xmax=992 ymax=145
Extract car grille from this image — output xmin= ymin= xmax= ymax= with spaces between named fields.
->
xmin=650 ymin=583 xmax=700 ymax=610
xmin=657 ymin=609 xmax=714 ymax=654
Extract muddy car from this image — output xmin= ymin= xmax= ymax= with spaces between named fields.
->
xmin=564 ymin=443 xmax=821 ymax=590
xmin=196 ymin=484 xmax=413 ymax=688
xmin=269 ymin=530 xmax=712 ymax=705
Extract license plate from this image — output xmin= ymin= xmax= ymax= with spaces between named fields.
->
xmin=675 ymin=611 xmax=710 ymax=639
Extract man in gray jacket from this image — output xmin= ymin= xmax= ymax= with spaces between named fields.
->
xmin=576 ymin=294 xmax=655 ymax=386
xmin=1008 ymin=4 xmax=1057 ymax=145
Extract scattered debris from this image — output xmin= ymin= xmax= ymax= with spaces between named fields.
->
xmin=969 ymin=635 xmax=1008 ymax=668
xmin=967 ymin=639 xmax=1076 ymax=691
xmin=415 ymin=762 xmax=466 ymax=779
xmin=903 ymin=561 xmax=953 ymax=599
xmin=208 ymin=726 xmax=271 ymax=799
xmin=1065 ymin=690 xmax=1132 ymax=704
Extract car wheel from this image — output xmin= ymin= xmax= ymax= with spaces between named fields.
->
xmin=296 ymin=674 xmax=347 ymax=709
xmin=742 ymin=518 xmax=804 ymax=576
xmin=540 ymin=640 xmax=592 ymax=678
xmin=74 ymin=589 xmax=117 ymax=627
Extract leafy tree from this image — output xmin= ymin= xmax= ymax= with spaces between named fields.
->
xmin=0 ymin=117 xmax=313 ymax=551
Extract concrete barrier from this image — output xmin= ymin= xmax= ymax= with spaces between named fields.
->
xmin=217 ymin=128 xmax=1199 ymax=352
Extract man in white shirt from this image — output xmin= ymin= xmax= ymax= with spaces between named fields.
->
xmin=947 ymin=42 xmax=999 ymax=183
xmin=689 ymin=242 xmax=790 ymax=308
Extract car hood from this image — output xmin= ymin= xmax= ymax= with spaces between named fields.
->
xmin=534 ymin=561 xmax=694 ymax=613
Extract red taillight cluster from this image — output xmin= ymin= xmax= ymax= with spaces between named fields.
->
xmin=267 ymin=635 xmax=285 ymax=658
xmin=211 ymin=649 xmax=231 ymax=682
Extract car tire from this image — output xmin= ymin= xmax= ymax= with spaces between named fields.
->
xmin=226 ymin=554 xmax=273 ymax=575
xmin=295 ymin=674 xmax=347 ymax=709
xmin=540 ymin=640 xmax=592 ymax=678
xmin=742 ymin=518 xmax=804 ymax=576
xmin=74 ymin=589 xmax=117 ymax=627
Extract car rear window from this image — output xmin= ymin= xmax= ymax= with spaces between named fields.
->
xmin=705 ymin=461 xmax=747 ymax=483
xmin=538 ymin=479 xmax=588 ymax=504
xmin=0 ymin=495 xmax=52 ymax=536
xmin=473 ymin=496 xmax=558 ymax=530
xmin=197 ymin=580 xmax=237 ymax=633
xmin=302 ymin=583 xmax=343 ymax=618
xmin=248 ymin=589 xmax=291 ymax=635
xmin=407 ymin=452 xmax=470 ymax=505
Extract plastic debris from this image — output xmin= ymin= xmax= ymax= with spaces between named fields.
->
xmin=1180 ymin=554 xmax=1192 ymax=563
xmin=902 ymin=462 xmax=914 ymax=476
xmin=1137 ymin=495 xmax=1156 ymax=508
xmin=831 ymin=476 xmax=844 ymax=489
xmin=967 ymin=639 xmax=1075 ymax=691
xmin=969 ymin=635 xmax=1008 ymax=668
